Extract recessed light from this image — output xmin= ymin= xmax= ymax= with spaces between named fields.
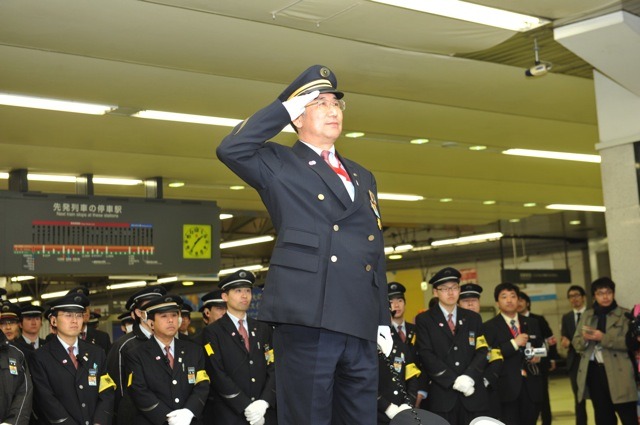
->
xmin=345 ymin=132 xmax=365 ymax=138
xmin=229 ymin=185 xmax=245 ymax=190
xmin=388 ymin=254 xmax=403 ymax=260
xmin=509 ymin=218 xmax=520 ymax=223
xmin=569 ymin=220 xmax=581 ymax=225
xmin=483 ymin=200 xmax=496 ymax=205
xmin=219 ymin=214 xmax=233 ymax=220
xmin=440 ymin=198 xmax=453 ymax=203
xmin=378 ymin=193 xmax=424 ymax=201
xmin=524 ymin=202 xmax=536 ymax=207
xmin=182 ymin=281 xmax=195 ymax=286
xmin=168 ymin=181 xmax=185 ymax=188
xmin=469 ymin=145 xmax=487 ymax=151
xmin=410 ymin=138 xmax=430 ymax=145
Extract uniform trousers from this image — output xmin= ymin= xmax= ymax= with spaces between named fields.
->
xmin=586 ymin=361 xmax=637 ymax=425
xmin=273 ymin=324 xmax=377 ymax=425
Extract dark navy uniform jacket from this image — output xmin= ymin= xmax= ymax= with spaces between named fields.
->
xmin=1 ymin=332 xmax=32 ymax=425
xmin=125 ymin=337 xmax=209 ymax=425
xmin=30 ymin=337 xmax=115 ymax=425
xmin=202 ymin=314 xmax=276 ymax=425
xmin=377 ymin=324 xmax=421 ymax=424
xmin=216 ymin=100 xmax=390 ymax=341
xmin=416 ymin=307 xmax=489 ymax=413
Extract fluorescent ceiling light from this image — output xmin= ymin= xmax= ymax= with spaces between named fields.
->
xmin=384 ymin=244 xmax=414 ymax=255
xmin=370 ymin=0 xmax=549 ymax=31
xmin=388 ymin=254 xmax=403 ymax=260
xmin=546 ymin=204 xmax=606 ymax=212
xmin=410 ymin=138 xmax=430 ymax=145
xmin=440 ymin=198 xmax=453 ymax=203
xmin=182 ymin=281 xmax=195 ymax=286
xmin=41 ymin=290 xmax=69 ymax=300
xmin=469 ymin=145 xmax=487 ymax=151
xmin=229 ymin=185 xmax=245 ymax=190
xmin=220 ymin=213 xmax=234 ymax=220
xmin=134 ymin=110 xmax=297 ymax=134
xmin=411 ymin=245 xmax=432 ymax=252
xmin=431 ymin=232 xmax=503 ymax=247
xmin=156 ymin=276 xmax=178 ymax=284
xmin=483 ymin=200 xmax=496 ymax=205
xmin=9 ymin=296 xmax=33 ymax=303
xmin=345 ymin=132 xmax=365 ymax=138
xmin=523 ymin=202 xmax=536 ymax=207
xmin=28 ymin=174 xmax=76 ymax=183
xmin=220 ymin=235 xmax=275 ymax=249
xmin=10 ymin=275 xmax=35 ymax=282
xmin=503 ymin=149 xmax=601 ymax=163
xmin=168 ymin=182 xmax=185 ymax=188
xmin=0 ymin=93 xmax=116 ymax=115
xmin=378 ymin=193 xmax=424 ymax=201
xmin=219 ymin=264 xmax=265 ymax=276
xmin=106 ymin=281 xmax=147 ymax=290
xmin=93 ymin=177 xmax=143 ymax=185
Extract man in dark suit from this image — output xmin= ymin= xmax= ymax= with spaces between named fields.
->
xmin=30 ymin=292 xmax=115 ymax=425
xmin=560 ymin=285 xmax=587 ymax=425
xmin=202 ymin=270 xmax=276 ymax=425
xmin=0 ymin=327 xmax=32 ymax=425
xmin=125 ymin=294 xmax=209 ymax=425
xmin=518 ymin=292 xmax=559 ymax=425
xmin=106 ymin=286 xmax=167 ymax=424
xmin=378 ymin=282 xmax=421 ymax=423
xmin=217 ymin=64 xmax=391 ymax=425
xmin=415 ymin=267 xmax=489 ymax=425
xmin=483 ymin=283 xmax=544 ymax=425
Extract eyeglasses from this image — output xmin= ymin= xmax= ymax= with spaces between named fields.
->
xmin=305 ymin=98 xmax=346 ymax=112
xmin=594 ymin=290 xmax=613 ymax=297
xmin=568 ymin=293 xmax=584 ymax=299
xmin=436 ymin=285 xmax=460 ymax=293
xmin=59 ymin=312 xmax=84 ymax=320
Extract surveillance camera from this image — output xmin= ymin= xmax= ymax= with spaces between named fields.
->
xmin=525 ymin=63 xmax=550 ymax=77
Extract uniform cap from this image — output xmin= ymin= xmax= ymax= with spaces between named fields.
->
xmin=88 ymin=312 xmax=101 ymax=324
xmin=218 ymin=269 xmax=255 ymax=291
xmin=459 ymin=283 xmax=483 ymax=300
xmin=20 ymin=303 xmax=45 ymax=317
xmin=278 ymin=65 xmax=344 ymax=102
xmin=428 ymin=267 xmax=461 ymax=288
xmin=0 ymin=301 xmax=21 ymax=321
xmin=117 ymin=311 xmax=135 ymax=325
xmin=126 ymin=286 xmax=167 ymax=311
xmin=180 ymin=303 xmax=193 ymax=315
xmin=47 ymin=292 xmax=90 ymax=312
xmin=387 ymin=282 xmax=406 ymax=300
xmin=144 ymin=294 xmax=183 ymax=316
xmin=200 ymin=289 xmax=225 ymax=312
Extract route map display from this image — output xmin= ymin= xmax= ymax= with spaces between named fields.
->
xmin=0 ymin=192 xmax=220 ymax=275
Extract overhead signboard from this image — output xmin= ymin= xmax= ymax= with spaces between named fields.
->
xmin=501 ymin=268 xmax=572 ymax=284
xmin=0 ymin=191 xmax=220 ymax=275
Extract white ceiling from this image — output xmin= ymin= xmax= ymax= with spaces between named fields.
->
xmin=0 ymin=0 xmax=632 ymax=264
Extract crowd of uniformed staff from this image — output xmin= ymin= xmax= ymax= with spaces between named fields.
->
xmin=2 ymin=266 xmax=638 ymax=425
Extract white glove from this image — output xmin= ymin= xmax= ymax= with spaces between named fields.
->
xmin=282 ymin=90 xmax=319 ymax=121
xmin=244 ymin=399 xmax=269 ymax=424
xmin=377 ymin=325 xmax=393 ymax=357
xmin=251 ymin=419 xmax=265 ymax=425
xmin=384 ymin=403 xmax=412 ymax=419
xmin=166 ymin=408 xmax=194 ymax=425
xmin=453 ymin=374 xmax=475 ymax=396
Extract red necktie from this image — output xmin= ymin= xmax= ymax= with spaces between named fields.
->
xmin=68 ymin=346 xmax=78 ymax=369
xmin=397 ymin=325 xmax=406 ymax=343
xmin=165 ymin=345 xmax=174 ymax=369
xmin=238 ymin=319 xmax=250 ymax=351
xmin=321 ymin=150 xmax=351 ymax=182
xmin=510 ymin=319 xmax=520 ymax=337
xmin=448 ymin=313 xmax=456 ymax=335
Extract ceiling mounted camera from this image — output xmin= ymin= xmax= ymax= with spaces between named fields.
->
xmin=525 ymin=38 xmax=552 ymax=78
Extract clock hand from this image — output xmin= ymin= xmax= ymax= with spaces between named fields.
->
xmin=189 ymin=235 xmax=205 ymax=253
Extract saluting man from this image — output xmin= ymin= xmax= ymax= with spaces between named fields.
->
xmin=202 ymin=270 xmax=276 ymax=425
xmin=30 ymin=292 xmax=116 ymax=425
xmin=415 ymin=267 xmax=489 ymax=425
xmin=125 ymin=294 xmax=209 ymax=425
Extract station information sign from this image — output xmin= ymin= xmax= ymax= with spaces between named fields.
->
xmin=0 ymin=192 xmax=220 ymax=275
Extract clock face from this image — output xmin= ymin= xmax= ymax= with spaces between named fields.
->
xmin=183 ymin=224 xmax=212 ymax=259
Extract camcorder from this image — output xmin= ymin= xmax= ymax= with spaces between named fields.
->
xmin=524 ymin=341 xmax=547 ymax=360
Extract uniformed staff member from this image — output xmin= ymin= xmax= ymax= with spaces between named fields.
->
xmin=0 ymin=302 xmax=21 ymax=342
xmin=217 ymin=64 xmax=391 ymax=425
xmin=179 ymin=304 xmax=193 ymax=339
xmin=125 ymin=294 xmax=209 ymax=425
xmin=415 ymin=267 xmax=489 ymax=425
xmin=1 ymin=327 xmax=32 ymax=425
xmin=378 ymin=282 xmax=421 ymax=423
xmin=67 ymin=287 xmax=111 ymax=354
xmin=192 ymin=290 xmax=226 ymax=347
xmin=117 ymin=312 xmax=134 ymax=335
xmin=202 ymin=270 xmax=276 ymax=425
xmin=458 ymin=283 xmax=503 ymax=420
xmin=30 ymin=292 xmax=115 ymax=425
xmin=106 ymin=286 xmax=167 ymax=424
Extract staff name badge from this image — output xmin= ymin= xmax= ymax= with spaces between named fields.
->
xmin=368 ymin=190 xmax=382 ymax=230
xmin=188 ymin=367 xmax=196 ymax=384
xmin=88 ymin=369 xmax=97 ymax=386
xmin=469 ymin=331 xmax=476 ymax=346
xmin=9 ymin=358 xmax=18 ymax=375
